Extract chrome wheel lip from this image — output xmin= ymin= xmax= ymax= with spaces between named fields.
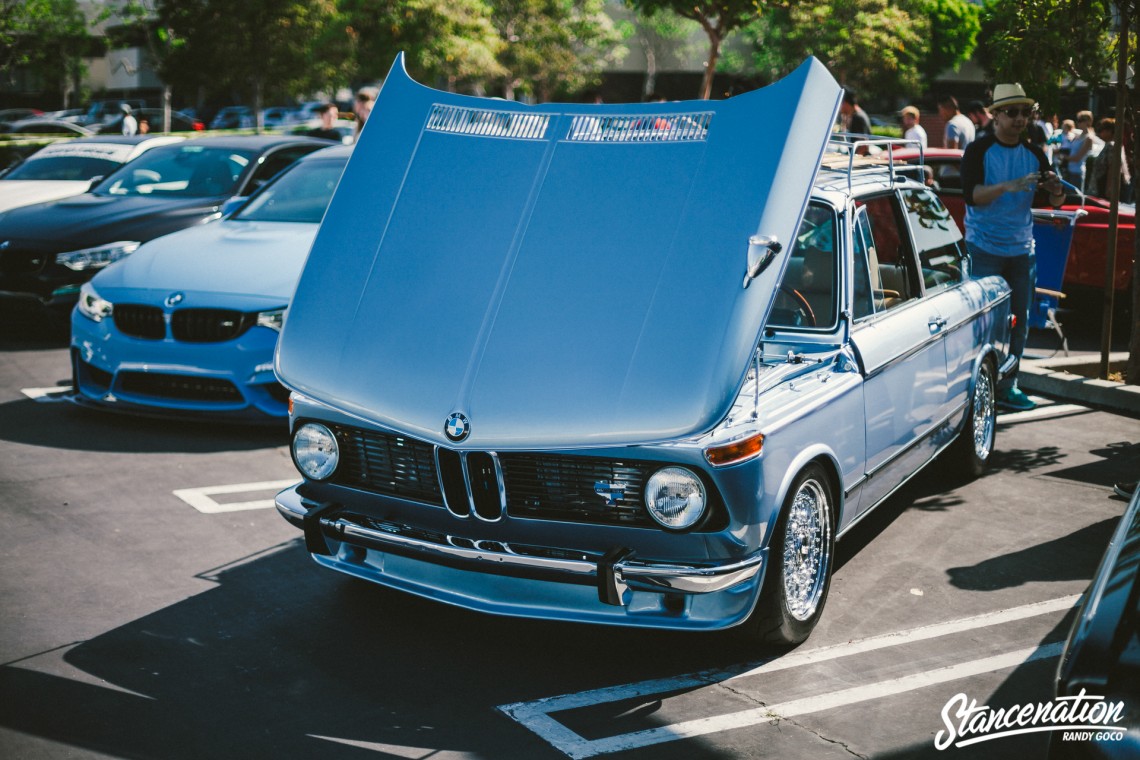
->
xmin=972 ymin=366 xmax=995 ymax=460
xmin=783 ymin=478 xmax=832 ymax=622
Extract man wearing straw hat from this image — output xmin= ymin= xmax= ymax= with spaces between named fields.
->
xmin=961 ymin=83 xmax=1066 ymax=411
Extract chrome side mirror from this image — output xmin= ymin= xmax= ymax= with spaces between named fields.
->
xmin=743 ymin=234 xmax=782 ymax=288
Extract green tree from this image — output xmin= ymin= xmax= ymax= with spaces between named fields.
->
xmin=615 ymin=6 xmax=700 ymax=99
xmin=0 ymin=0 xmax=91 ymax=108
xmin=492 ymin=0 xmax=625 ymax=102
xmin=625 ymin=0 xmax=784 ymax=99
xmin=340 ymin=0 xmax=503 ymax=90
xmin=976 ymin=0 xmax=1113 ymax=113
xmin=906 ymin=0 xmax=980 ymax=90
xmin=157 ymin=0 xmax=348 ymax=119
xmin=745 ymin=0 xmax=929 ymax=99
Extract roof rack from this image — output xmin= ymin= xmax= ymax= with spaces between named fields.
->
xmin=821 ymin=134 xmax=926 ymax=194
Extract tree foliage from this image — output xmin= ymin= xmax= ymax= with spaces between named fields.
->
xmin=156 ymin=0 xmax=349 ymax=109
xmin=616 ymin=6 xmax=701 ymax=98
xmin=625 ymin=0 xmax=783 ymax=99
xmin=744 ymin=0 xmax=928 ymax=98
xmin=907 ymin=0 xmax=980 ymax=87
xmin=976 ymin=0 xmax=1114 ymax=112
xmin=492 ymin=0 xmax=625 ymax=101
xmin=0 ymin=0 xmax=90 ymax=103
xmin=340 ymin=0 xmax=503 ymax=89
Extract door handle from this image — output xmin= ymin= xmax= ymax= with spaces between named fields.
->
xmin=928 ymin=316 xmax=947 ymax=333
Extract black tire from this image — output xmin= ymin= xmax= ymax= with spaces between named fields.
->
xmin=735 ymin=463 xmax=836 ymax=648
xmin=952 ymin=358 xmax=996 ymax=479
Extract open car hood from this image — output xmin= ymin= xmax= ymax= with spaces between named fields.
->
xmin=277 ymin=55 xmax=841 ymax=448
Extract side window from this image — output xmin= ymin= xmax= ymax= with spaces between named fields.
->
xmin=246 ymin=147 xmax=317 ymax=193
xmin=851 ymin=209 xmax=875 ymax=320
xmin=769 ymin=202 xmax=838 ymax=330
xmin=902 ymin=187 xmax=965 ymax=293
xmin=856 ymin=194 xmax=920 ymax=314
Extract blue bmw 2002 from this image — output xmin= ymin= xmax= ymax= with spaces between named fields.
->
xmin=70 ymin=145 xmax=351 ymax=423
xmin=272 ymin=57 xmax=1013 ymax=645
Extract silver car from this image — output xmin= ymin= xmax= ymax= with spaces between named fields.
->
xmin=272 ymin=56 xmax=1013 ymax=646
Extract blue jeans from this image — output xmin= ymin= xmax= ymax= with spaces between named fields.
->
xmin=967 ymin=242 xmax=1036 ymax=388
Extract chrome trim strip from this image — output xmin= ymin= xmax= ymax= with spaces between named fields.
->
xmin=275 ymin=489 xmax=763 ymax=598
xmin=837 ymin=402 xmax=968 ymax=541
xmin=863 ymin=399 xmax=967 ymax=481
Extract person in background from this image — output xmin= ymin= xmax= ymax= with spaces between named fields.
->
xmin=939 ymin=95 xmax=975 ymax=150
xmin=137 ymin=116 xmax=150 ymax=135
xmin=307 ymin=103 xmax=342 ymax=142
xmin=901 ymin=105 xmax=927 ymax=148
xmin=961 ymin=83 xmax=1066 ymax=412
xmin=1053 ymin=118 xmax=1077 ymax=174
xmin=966 ymin=100 xmax=994 ymax=140
xmin=120 ymin=103 xmax=138 ymax=136
xmin=1087 ymin=117 xmax=1130 ymax=200
xmin=1064 ymin=111 xmax=1100 ymax=191
xmin=353 ymin=86 xmax=378 ymax=139
xmin=840 ymin=88 xmax=871 ymax=135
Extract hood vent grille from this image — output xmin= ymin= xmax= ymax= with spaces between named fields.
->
xmin=567 ymin=112 xmax=712 ymax=143
xmin=427 ymin=105 xmax=549 ymax=140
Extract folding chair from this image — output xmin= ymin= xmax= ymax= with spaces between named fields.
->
xmin=1030 ymin=207 xmax=1086 ymax=356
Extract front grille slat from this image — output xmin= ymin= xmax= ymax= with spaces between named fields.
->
xmin=171 ymin=308 xmax=254 ymax=343
xmin=499 ymin=453 xmax=654 ymax=527
xmin=119 ymin=372 xmax=242 ymax=402
xmin=318 ymin=425 xmax=715 ymax=530
xmin=113 ymin=304 xmax=166 ymax=339
xmin=330 ymin=424 xmax=444 ymax=507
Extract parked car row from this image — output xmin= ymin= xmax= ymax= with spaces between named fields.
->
xmin=0 ymin=135 xmax=184 ymax=213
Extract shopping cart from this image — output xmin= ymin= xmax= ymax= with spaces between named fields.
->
xmin=1031 ymin=202 xmax=1087 ymax=356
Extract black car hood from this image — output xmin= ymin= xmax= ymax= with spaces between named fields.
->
xmin=0 ymin=193 xmax=225 ymax=252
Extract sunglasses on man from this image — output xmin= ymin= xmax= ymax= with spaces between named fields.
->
xmin=998 ymin=107 xmax=1035 ymax=119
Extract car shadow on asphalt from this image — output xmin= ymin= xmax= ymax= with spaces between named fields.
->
xmin=0 ymin=539 xmax=753 ymax=759
xmin=0 ymin=395 xmax=285 ymax=453
xmin=944 ymin=518 xmax=1118 ymax=591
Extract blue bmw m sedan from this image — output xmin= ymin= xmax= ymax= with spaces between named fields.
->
xmin=70 ymin=145 xmax=351 ymax=423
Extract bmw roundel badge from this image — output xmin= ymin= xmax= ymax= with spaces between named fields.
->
xmin=445 ymin=412 xmax=470 ymax=442
xmin=164 ymin=291 xmax=185 ymax=308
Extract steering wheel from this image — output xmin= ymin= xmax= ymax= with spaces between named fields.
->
xmin=774 ymin=286 xmax=817 ymax=327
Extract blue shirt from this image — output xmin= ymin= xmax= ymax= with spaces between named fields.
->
xmin=961 ymin=135 xmax=1051 ymax=256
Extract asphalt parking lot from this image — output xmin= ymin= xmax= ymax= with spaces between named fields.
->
xmin=1 ymin=312 xmax=1137 ymax=759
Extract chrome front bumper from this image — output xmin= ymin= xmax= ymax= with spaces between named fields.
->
xmin=275 ymin=485 xmax=763 ymax=606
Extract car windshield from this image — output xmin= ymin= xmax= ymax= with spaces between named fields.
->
xmin=234 ymin=157 xmax=346 ymax=223
xmin=3 ymin=155 xmax=118 ymax=181
xmin=97 ymin=145 xmax=255 ymax=198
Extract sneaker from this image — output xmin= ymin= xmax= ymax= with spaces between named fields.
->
xmin=1114 ymin=481 xmax=1138 ymax=499
xmin=997 ymin=386 xmax=1037 ymax=411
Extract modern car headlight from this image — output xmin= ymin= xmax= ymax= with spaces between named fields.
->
xmin=56 ymin=241 xmax=140 ymax=271
xmin=76 ymin=282 xmax=113 ymax=322
xmin=292 ymin=422 xmax=339 ymax=480
xmin=644 ymin=467 xmax=707 ymax=530
xmin=256 ymin=308 xmax=286 ymax=332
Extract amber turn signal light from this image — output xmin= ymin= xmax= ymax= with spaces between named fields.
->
xmin=704 ymin=432 xmax=765 ymax=467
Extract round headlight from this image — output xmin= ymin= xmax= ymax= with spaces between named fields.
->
xmin=292 ymin=423 xmax=339 ymax=480
xmin=644 ymin=467 xmax=707 ymax=530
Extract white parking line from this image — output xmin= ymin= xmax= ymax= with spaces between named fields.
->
xmin=21 ymin=386 xmax=72 ymax=402
xmin=498 ymin=595 xmax=1080 ymax=759
xmin=173 ymin=480 xmax=297 ymax=514
xmin=570 ymin=643 xmax=1065 ymax=759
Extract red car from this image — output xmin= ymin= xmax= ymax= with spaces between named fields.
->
xmin=894 ymin=147 xmax=1134 ymax=297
